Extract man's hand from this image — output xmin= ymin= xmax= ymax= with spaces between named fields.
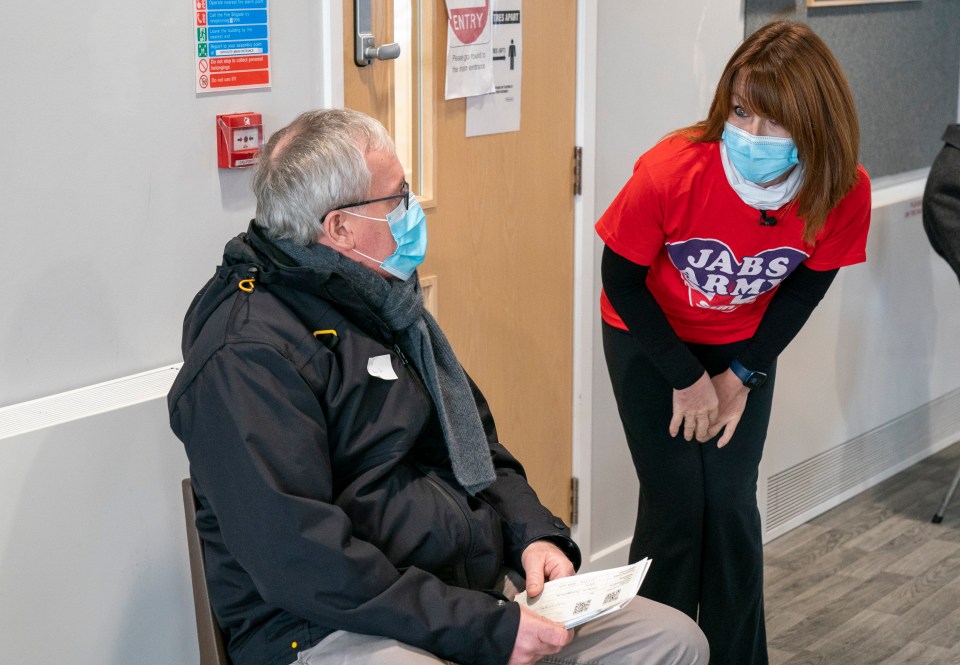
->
xmin=507 ymin=604 xmax=574 ymax=665
xmin=706 ymin=369 xmax=749 ymax=448
xmin=669 ymin=371 xmax=719 ymax=442
xmin=520 ymin=540 xmax=575 ymax=598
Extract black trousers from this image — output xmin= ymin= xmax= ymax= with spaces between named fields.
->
xmin=602 ymin=323 xmax=776 ymax=665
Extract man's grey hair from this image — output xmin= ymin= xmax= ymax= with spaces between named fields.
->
xmin=252 ymin=108 xmax=395 ymax=245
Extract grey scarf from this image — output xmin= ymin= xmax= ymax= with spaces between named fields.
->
xmin=273 ymin=238 xmax=496 ymax=495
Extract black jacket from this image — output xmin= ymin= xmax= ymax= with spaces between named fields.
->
xmin=923 ymin=124 xmax=960 ymax=282
xmin=168 ymin=223 xmax=579 ymax=665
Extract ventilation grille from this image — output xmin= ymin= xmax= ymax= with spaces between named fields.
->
xmin=0 ymin=365 xmax=181 ymax=440
xmin=766 ymin=387 xmax=960 ymax=532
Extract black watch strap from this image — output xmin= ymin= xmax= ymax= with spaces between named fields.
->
xmin=730 ymin=358 xmax=768 ymax=390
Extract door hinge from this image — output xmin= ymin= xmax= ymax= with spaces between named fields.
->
xmin=573 ymin=146 xmax=583 ymax=196
xmin=570 ymin=476 xmax=580 ymax=526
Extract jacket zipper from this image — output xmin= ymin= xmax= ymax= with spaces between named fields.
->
xmin=400 ymin=346 xmax=473 ymax=587
xmin=416 ymin=463 xmax=472 ymax=589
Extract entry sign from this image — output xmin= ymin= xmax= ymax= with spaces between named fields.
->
xmin=195 ymin=0 xmax=272 ymax=94
xmin=466 ymin=0 xmax=521 ymax=136
xmin=444 ymin=0 xmax=495 ymax=100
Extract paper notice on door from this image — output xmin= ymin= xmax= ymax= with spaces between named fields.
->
xmin=444 ymin=0 xmax=495 ymax=99
xmin=514 ymin=559 xmax=651 ymax=629
xmin=466 ymin=0 xmax=522 ymax=136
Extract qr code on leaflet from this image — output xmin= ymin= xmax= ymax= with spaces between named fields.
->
xmin=602 ymin=589 xmax=621 ymax=605
xmin=573 ymin=600 xmax=592 ymax=613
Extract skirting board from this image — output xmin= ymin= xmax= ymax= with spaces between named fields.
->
xmin=764 ymin=386 xmax=960 ymax=541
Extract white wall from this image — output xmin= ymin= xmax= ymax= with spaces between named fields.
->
xmin=0 ymin=1 xmax=342 ymax=662
xmin=0 ymin=399 xmax=192 ymax=663
xmin=0 ymin=1 xmax=339 ymax=407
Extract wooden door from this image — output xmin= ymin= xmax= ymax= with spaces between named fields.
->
xmin=343 ymin=0 xmax=577 ymax=521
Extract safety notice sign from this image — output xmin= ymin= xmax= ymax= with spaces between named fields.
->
xmin=444 ymin=0 xmax=495 ymax=100
xmin=195 ymin=0 xmax=271 ymax=94
xmin=466 ymin=0 xmax=522 ymax=136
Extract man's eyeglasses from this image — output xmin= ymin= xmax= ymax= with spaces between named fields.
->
xmin=325 ymin=181 xmax=410 ymax=219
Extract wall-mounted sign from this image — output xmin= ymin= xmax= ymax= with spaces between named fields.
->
xmin=466 ymin=1 xmax=522 ymax=136
xmin=195 ymin=0 xmax=271 ymax=94
xmin=444 ymin=0 xmax=495 ymax=100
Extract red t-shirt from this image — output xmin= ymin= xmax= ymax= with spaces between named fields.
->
xmin=596 ymin=135 xmax=871 ymax=345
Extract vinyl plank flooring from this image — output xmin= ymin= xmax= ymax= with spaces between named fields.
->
xmin=765 ymin=562 xmax=796 ymax=587
xmin=764 ymin=523 xmax=831 ymax=559
xmin=779 ymin=651 xmax=828 ymax=665
xmin=765 ymin=609 xmax=807 ymax=641
xmin=871 ymin=548 xmax=960 ymax=615
xmin=768 ymin=647 xmax=795 ymax=665
xmin=892 ymin=577 xmax=960 ymax=645
xmin=883 ymin=538 xmax=960 ymax=577
xmin=916 ymin=606 xmax=960 ymax=650
xmin=852 ymin=636 xmax=938 ymax=665
xmin=837 ymin=522 xmax=943 ymax=580
xmin=802 ymin=608 xmax=897 ymax=658
xmin=765 ymin=545 xmax=865 ymax=606
xmin=769 ymin=573 xmax=907 ymax=652
xmin=765 ymin=527 xmax=855 ymax=571
xmin=882 ymin=642 xmax=952 ymax=665
xmin=763 ymin=441 xmax=960 ymax=663
xmin=808 ymin=495 xmax=895 ymax=532
xmin=773 ymin=572 xmax=865 ymax=616
xmin=841 ymin=513 xmax=926 ymax=552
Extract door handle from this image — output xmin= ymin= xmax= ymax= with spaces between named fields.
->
xmin=354 ymin=0 xmax=401 ymax=67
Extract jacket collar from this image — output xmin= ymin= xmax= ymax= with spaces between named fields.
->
xmin=231 ymin=221 xmax=396 ymax=343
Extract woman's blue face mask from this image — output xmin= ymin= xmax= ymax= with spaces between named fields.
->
xmin=721 ymin=122 xmax=799 ymax=184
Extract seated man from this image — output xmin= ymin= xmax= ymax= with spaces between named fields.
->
xmin=168 ymin=108 xmax=707 ymax=665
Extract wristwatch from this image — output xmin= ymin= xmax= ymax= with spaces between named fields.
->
xmin=729 ymin=359 xmax=768 ymax=390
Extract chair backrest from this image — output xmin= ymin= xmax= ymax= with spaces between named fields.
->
xmin=181 ymin=478 xmax=232 ymax=665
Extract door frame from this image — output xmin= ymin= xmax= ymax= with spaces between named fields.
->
xmin=317 ymin=0 xmax=602 ymax=566
xmin=571 ymin=0 xmax=599 ymax=566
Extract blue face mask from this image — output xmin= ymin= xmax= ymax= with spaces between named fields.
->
xmin=721 ymin=122 xmax=799 ymax=184
xmin=348 ymin=194 xmax=428 ymax=281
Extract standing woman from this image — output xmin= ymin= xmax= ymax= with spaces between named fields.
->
xmin=596 ymin=21 xmax=870 ymax=665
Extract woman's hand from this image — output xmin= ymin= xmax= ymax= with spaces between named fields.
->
xmin=670 ymin=371 xmax=719 ymax=442
xmin=707 ymin=369 xmax=750 ymax=448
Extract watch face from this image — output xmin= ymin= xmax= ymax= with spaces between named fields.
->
xmin=745 ymin=372 xmax=767 ymax=389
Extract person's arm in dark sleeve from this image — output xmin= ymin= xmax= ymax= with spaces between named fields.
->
xmin=601 ymin=245 xmax=704 ymax=389
xmin=922 ymin=127 xmax=960 ymax=279
xmin=170 ymin=345 xmax=519 ymax=665
xmin=735 ymin=263 xmax=839 ymax=372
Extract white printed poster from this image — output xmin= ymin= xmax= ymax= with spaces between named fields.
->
xmin=466 ymin=0 xmax=521 ymax=136
xmin=444 ymin=0 xmax=495 ymax=100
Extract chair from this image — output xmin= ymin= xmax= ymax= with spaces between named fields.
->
xmin=181 ymin=478 xmax=232 ymax=665
xmin=932 ymin=464 xmax=960 ymax=524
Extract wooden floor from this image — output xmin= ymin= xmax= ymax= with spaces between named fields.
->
xmin=764 ymin=440 xmax=960 ymax=664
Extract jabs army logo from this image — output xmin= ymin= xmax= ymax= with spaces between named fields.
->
xmin=666 ymin=238 xmax=808 ymax=312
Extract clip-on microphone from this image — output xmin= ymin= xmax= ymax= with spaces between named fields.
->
xmin=759 ymin=210 xmax=777 ymax=226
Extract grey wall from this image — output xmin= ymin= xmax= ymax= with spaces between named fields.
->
xmin=1 ymin=2 xmax=334 ymax=407
xmin=745 ymin=0 xmax=960 ymax=178
xmin=0 ymin=2 xmax=338 ymax=662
